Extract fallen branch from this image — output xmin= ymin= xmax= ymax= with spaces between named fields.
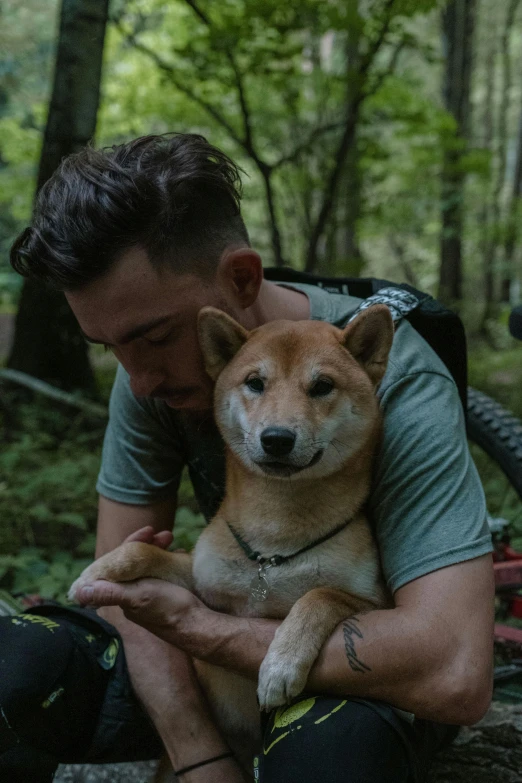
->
xmin=0 ymin=369 xmax=108 ymax=419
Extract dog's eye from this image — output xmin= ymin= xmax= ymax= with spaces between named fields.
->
xmin=245 ymin=377 xmax=264 ymax=393
xmin=310 ymin=379 xmax=334 ymax=397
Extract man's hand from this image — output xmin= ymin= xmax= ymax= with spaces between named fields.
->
xmin=120 ymin=523 xmax=174 ymax=549
xmin=77 ymin=576 xmax=206 ymax=643
xmin=77 ymin=524 xmax=208 ymax=643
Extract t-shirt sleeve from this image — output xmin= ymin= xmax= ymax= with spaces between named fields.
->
xmin=370 ymin=370 xmax=493 ymax=594
xmin=96 ymin=364 xmax=185 ymax=505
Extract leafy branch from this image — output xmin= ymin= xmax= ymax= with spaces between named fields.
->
xmin=305 ymin=0 xmax=399 ymax=271
xmin=118 ymin=25 xmax=244 ymax=148
xmin=116 ymin=0 xmax=407 ymax=271
xmin=273 ymin=122 xmax=347 ymax=169
xmin=364 ymin=35 xmax=408 ymax=98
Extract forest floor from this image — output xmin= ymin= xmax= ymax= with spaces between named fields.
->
xmin=54 ymin=761 xmax=160 ymax=782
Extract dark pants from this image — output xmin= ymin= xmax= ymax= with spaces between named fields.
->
xmin=0 ymin=604 xmax=457 ymax=782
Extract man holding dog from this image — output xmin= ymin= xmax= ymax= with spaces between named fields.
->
xmin=2 ymin=133 xmax=494 ymax=782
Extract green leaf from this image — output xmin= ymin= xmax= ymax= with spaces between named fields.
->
xmin=55 ymin=512 xmax=87 ymax=530
xmin=37 ymin=575 xmax=62 ymax=600
xmin=49 ymin=562 xmax=71 ymax=581
xmin=28 ymin=503 xmax=52 ymax=522
xmin=175 ymin=506 xmax=206 ymax=530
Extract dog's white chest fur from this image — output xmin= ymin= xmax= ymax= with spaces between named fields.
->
xmin=192 ymin=516 xmax=387 ymax=618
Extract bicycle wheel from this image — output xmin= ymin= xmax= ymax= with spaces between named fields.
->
xmin=467 ymin=387 xmax=522 ymax=530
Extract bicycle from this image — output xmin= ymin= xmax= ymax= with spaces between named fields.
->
xmin=467 ymin=305 xmax=522 ymax=505
xmin=464 ymin=306 xmax=522 ymax=695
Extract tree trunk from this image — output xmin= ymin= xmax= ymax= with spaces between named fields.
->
xmin=479 ymin=16 xmax=497 ymax=324
xmin=259 ymin=163 xmax=284 ymax=267
xmin=7 ymin=0 xmax=109 ymax=392
xmin=488 ymin=0 xmax=521 ymax=309
xmin=336 ymin=34 xmax=364 ymax=278
xmin=305 ymin=87 xmax=362 ymax=273
xmin=438 ymin=0 xmax=476 ymax=308
xmin=503 ymin=103 xmax=522 ymax=303
xmin=336 ymin=139 xmax=364 ymax=277
xmin=317 ymin=32 xmax=364 ymax=278
xmin=305 ymin=5 xmax=369 ymax=274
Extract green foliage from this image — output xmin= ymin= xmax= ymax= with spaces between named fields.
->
xmin=1 ymin=0 xmax=521 ymax=303
xmin=470 ymin=442 xmax=522 ymax=533
xmin=0 ymin=388 xmax=205 ymax=602
xmin=0 ymin=394 xmax=102 ymax=600
xmin=172 ymin=507 xmax=206 ymax=551
xmin=468 ymin=337 xmax=522 ymax=419
xmin=95 ymin=0 xmax=445 ymax=269
xmin=468 ymin=337 xmax=522 ymax=581
xmin=0 ymin=0 xmax=57 ymax=299
xmin=0 ymin=549 xmax=93 ymax=600
xmin=394 ymin=0 xmax=442 ymax=14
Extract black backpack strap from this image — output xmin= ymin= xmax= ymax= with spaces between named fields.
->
xmin=348 ymin=286 xmax=427 ymax=324
xmin=263 ymin=266 xmax=387 ymax=298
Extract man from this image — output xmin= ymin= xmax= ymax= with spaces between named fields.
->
xmin=3 ymin=133 xmax=494 ymax=782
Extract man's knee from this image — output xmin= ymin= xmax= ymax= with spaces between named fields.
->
xmin=0 ymin=610 xmax=110 ymax=758
xmin=0 ymin=606 xmax=164 ymax=768
xmin=258 ymin=696 xmax=410 ymax=783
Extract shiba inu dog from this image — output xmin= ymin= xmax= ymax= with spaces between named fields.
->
xmin=69 ymin=303 xmax=395 ymax=771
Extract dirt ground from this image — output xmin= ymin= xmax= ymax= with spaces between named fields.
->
xmin=54 ymin=761 xmax=161 ymax=782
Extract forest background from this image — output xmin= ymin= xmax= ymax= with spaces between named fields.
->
xmin=0 ymin=0 xmax=521 ymax=600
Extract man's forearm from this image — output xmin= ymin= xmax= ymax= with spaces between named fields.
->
xmin=99 ymin=605 xmax=241 ymax=778
xmin=92 ymin=511 xmax=244 ymax=779
xmin=99 ymin=605 xmax=201 ymax=725
xmin=170 ymin=604 xmax=489 ymax=725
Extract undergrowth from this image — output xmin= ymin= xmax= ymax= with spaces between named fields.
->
xmin=0 ymin=384 xmax=204 ymax=602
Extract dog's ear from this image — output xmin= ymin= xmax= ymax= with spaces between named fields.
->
xmin=198 ymin=307 xmax=249 ymax=380
xmin=340 ymin=305 xmax=394 ymax=387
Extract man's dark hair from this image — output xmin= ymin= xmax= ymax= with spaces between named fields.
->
xmin=10 ymin=133 xmax=250 ymax=290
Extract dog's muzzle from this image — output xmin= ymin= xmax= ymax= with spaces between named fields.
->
xmin=254 ymin=427 xmax=324 ymax=476
xmin=256 ymin=448 xmax=324 ymax=477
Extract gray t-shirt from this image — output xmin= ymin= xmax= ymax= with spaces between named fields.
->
xmin=97 ymin=282 xmax=492 ymax=594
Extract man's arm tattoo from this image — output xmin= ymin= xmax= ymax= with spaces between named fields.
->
xmin=342 ymin=616 xmax=372 ymax=674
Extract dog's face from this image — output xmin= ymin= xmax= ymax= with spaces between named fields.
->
xmin=198 ymin=306 xmax=394 ymax=480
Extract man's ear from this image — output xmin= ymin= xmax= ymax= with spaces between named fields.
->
xmin=197 ymin=307 xmax=249 ymax=381
xmin=340 ymin=305 xmax=394 ymax=387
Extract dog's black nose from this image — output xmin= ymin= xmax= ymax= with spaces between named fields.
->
xmin=260 ymin=427 xmax=296 ymax=457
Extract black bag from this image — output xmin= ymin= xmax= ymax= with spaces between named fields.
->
xmin=263 ymin=267 xmax=468 ymax=415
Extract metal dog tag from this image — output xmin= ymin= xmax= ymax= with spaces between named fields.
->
xmin=250 ymin=572 xmax=269 ymax=601
xmin=250 ymin=559 xmax=274 ymax=601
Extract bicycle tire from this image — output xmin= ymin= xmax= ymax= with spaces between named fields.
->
xmin=467 ymin=387 xmax=522 ymax=500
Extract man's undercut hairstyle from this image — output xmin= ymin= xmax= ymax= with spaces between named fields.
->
xmin=10 ymin=133 xmax=250 ymax=290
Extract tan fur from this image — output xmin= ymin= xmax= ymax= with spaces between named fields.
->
xmin=69 ymin=304 xmax=394 ymax=775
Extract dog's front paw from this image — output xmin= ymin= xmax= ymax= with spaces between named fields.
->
xmin=68 ymin=542 xmax=153 ymax=604
xmin=257 ymin=649 xmax=310 ymax=712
